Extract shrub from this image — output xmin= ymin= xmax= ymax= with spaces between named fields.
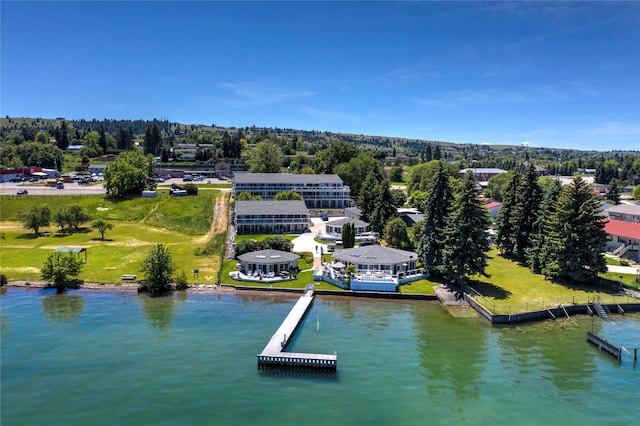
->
xmin=175 ymin=271 xmax=188 ymax=290
xmin=0 ymin=274 xmax=7 ymax=286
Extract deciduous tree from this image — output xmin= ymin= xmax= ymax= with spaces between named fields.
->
xmin=41 ymin=252 xmax=84 ymax=291
xmin=103 ymin=150 xmax=156 ymax=196
xmin=92 ymin=219 xmax=114 ymax=241
xmin=383 ymin=217 xmax=411 ymax=250
xmin=248 ymin=141 xmax=283 ymax=173
xmin=19 ymin=205 xmax=50 ymax=235
xmin=140 ymin=243 xmax=175 ymax=294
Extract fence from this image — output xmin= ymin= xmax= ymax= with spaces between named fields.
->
xmin=466 ymin=286 xmax=637 ymax=315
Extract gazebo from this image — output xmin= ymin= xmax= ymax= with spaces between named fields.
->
xmin=55 ymin=247 xmax=87 ymax=263
xmin=237 ymin=249 xmax=300 ymax=278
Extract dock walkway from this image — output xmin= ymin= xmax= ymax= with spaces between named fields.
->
xmin=258 ymin=285 xmax=337 ymax=369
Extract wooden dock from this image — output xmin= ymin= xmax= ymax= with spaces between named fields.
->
xmin=257 ymin=285 xmax=337 ymax=370
xmin=587 ymin=331 xmax=621 ymax=361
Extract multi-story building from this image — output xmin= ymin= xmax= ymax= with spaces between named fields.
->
xmin=233 ymin=173 xmax=351 ymax=208
xmin=234 ymin=200 xmax=310 ymax=235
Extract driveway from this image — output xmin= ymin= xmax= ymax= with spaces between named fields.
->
xmin=291 ymin=217 xmax=333 ymax=269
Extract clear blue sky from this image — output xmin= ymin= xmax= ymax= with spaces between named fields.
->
xmin=2 ymin=1 xmax=639 ymax=151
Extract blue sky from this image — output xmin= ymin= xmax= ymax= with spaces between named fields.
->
xmin=2 ymin=1 xmax=639 ymax=151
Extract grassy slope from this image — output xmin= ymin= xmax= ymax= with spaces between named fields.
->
xmin=0 ymin=193 xmax=222 ymax=284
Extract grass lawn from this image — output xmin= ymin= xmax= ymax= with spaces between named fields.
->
xmin=0 ymin=192 xmax=225 ymax=285
xmin=218 ymin=259 xmax=340 ymax=291
xmin=465 ymin=249 xmax=636 ymax=314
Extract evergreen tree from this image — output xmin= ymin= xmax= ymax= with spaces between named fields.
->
xmin=607 ymin=179 xmax=621 ymax=205
xmin=512 ymin=164 xmax=543 ymax=260
xmin=526 ymin=179 xmax=562 ymax=273
xmin=359 ymin=176 xmax=395 ymax=235
xmin=540 ymin=176 xmax=607 ymax=283
xmin=425 ymin=144 xmax=433 ymax=162
xmin=57 ymin=120 xmax=69 ymax=150
xmin=342 ymin=222 xmax=355 ymax=249
xmin=433 ymin=144 xmax=441 ymax=160
xmin=144 ymin=123 xmax=162 ymax=156
xmin=416 ymin=161 xmax=455 ymax=274
xmin=439 ymin=171 xmax=491 ymax=287
xmin=495 ymin=170 xmax=520 ymax=256
xmin=98 ymin=127 xmax=108 ymax=153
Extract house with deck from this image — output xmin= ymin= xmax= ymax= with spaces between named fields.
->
xmin=235 ymin=249 xmax=300 ymax=280
xmin=314 ymin=245 xmax=427 ymax=292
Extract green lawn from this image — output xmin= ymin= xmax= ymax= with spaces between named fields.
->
xmin=465 ymin=249 xmax=636 ymax=314
xmin=0 ymin=193 xmax=225 ymax=285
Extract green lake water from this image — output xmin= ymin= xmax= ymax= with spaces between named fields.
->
xmin=1 ymin=288 xmax=638 ymax=425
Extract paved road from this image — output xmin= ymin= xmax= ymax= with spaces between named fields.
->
xmin=0 ymin=177 xmax=232 ymax=196
xmin=0 ymin=181 xmax=106 ymax=196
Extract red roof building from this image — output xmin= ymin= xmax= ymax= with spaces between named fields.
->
xmin=604 ymin=219 xmax=640 ymax=261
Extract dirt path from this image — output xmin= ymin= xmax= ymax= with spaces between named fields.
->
xmin=194 ymin=192 xmax=229 ymax=243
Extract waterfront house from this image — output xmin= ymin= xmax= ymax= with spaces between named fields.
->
xmin=314 ymin=245 xmax=427 ymax=292
xmin=236 ymin=249 xmax=300 ymax=279
xmin=235 ymin=200 xmax=310 ymax=235
xmin=233 ymin=173 xmax=351 ymax=208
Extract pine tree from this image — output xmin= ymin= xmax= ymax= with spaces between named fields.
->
xmin=526 ymin=179 xmax=562 ymax=273
xmin=540 ymin=176 xmax=607 ymax=283
xmin=57 ymin=120 xmax=69 ymax=150
xmin=439 ymin=171 xmax=491 ymax=287
xmin=416 ymin=161 xmax=454 ymax=274
xmin=98 ymin=127 xmax=108 ymax=153
xmin=495 ymin=170 xmax=520 ymax=256
xmin=512 ymin=164 xmax=543 ymax=260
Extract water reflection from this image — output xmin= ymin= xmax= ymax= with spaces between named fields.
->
xmin=411 ymin=304 xmax=487 ymax=401
xmin=140 ymin=294 xmax=177 ymax=335
xmin=497 ymin=319 xmax=597 ymax=393
xmin=41 ymin=293 xmax=86 ymax=321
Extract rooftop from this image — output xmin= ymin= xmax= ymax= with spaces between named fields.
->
xmin=604 ymin=219 xmax=640 ymax=240
xmin=333 ymin=245 xmax=417 ymax=265
xmin=234 ymin=173 xmax=344 ymax=185
xmin=237 ymin=249 xmax=299 ymax=264
xmin=235 ymin=200 xmax=309 ymax=216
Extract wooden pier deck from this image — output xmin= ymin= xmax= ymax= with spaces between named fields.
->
xmin=258 ymin=285 xmax=337 ymax=370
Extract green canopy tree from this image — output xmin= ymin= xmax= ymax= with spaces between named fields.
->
xmin=248 ymin=141 xmax=283 ymax=173
xmin=19 ymin=205 xmax=50 ymax=235
xmin=103 ymin=150 xmax=156 ymax=196
xmin=383 ymin=217 xmax=411 ymax=250
xmin=274 ymin=190 xmax=303 ymax=201
xmin=92 ymin=219 xmax=114 ymax=241
xmin=440 ymin=171 xmax=491 ymax=288
xmin=540 ymin=176 xmax=607 ymax=283
xmin=41 ymin=252 xmax=84 ymax=291
xmin=140 ymin=243 xmax=175 ymax=294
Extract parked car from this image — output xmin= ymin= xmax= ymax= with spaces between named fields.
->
xmin=17 ymin=189 xmax=28 ymax=195
xmin=9 ymin=177 xmax=21 ymax=182
xmin=56 ymin=182 xmax=64 ymax=189
xmin=183 ymin=175 xmax=194 ymax=182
